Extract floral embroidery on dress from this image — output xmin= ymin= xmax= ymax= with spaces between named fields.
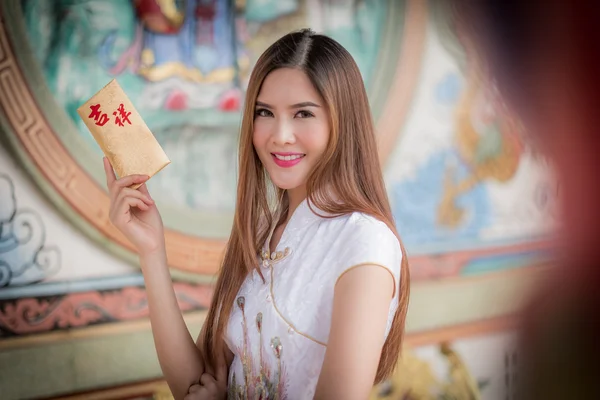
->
xmin=228 ymin=296 xmax=288 ymax=400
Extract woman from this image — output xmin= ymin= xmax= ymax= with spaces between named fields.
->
xmin=104 ymin=29 xmax=409 ymax=400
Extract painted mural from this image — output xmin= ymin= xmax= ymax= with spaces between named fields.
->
xmin=0 ymin=174 xmax=61 ymax=287
xmin=0 ymin=0 xmax=554 ymax=337
xmin=0 ymin=1 xmax=550 ymax=398
xmin=0 ymin=151 xmax=213 ymax=339
xmin=0 ymin=0 xmax=414 ymax=277
xmin=0 ymin=280 xmax=212 ymax=338
xmin=385 ymin=1 xmax=557 ymax=279
xmin=21 ymin=0 xmax=392 ymax=213
xmin=0 ymin=0 xmax=419 ymax=340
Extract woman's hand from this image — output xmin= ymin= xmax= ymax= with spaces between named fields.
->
xmin=184 ymin=374 xmax=226 ymax=400
xmin=104 ymin=157 xmax=165 ymax=255
xmin=183 ymin=354 xmax=228 ymax=400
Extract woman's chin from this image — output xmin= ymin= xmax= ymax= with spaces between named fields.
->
xmin=269 ymin=175 xmax=305 ymax=191
xmin=272 ymin=182 xmax=301 ymax=191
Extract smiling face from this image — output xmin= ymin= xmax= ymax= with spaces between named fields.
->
xmin=252 ymin=68 xmax=331 ymax=194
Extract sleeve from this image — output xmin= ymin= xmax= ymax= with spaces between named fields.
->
xmin=333 ymin=213 xmax=402 ymax=298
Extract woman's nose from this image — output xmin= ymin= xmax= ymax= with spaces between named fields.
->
xmin=272 ymin=119 xmax=296 ymax=145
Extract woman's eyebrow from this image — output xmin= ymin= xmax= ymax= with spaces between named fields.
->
xmin=255 ymin=100 xmax=321 ymax=109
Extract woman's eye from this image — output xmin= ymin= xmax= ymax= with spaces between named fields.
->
xmin=295 ymin=110 xmax=314 ymax=118
xmin=255 ymin=108 xmax=273 ymax=117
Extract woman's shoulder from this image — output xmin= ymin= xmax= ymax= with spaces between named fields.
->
xmin=315 ymin=211 xmax=402 ymax=268
xmin=327 ymin=211 xmax=399 ymax=244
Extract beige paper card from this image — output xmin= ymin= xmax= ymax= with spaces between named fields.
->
xmin=77 ymin=79 xmax=170 ymax=189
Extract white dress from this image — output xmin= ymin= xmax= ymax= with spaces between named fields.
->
xmin=224 ymin=198 xmax=402 ymax=400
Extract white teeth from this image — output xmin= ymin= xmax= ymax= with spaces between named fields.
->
xmin=274 ymin=154 xmax=303 ymax=161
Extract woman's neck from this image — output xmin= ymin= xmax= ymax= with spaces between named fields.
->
xmin=285 ymin=186 xmax=307 ymax=222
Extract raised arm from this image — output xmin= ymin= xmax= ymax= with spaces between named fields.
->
xmin=103 ymin=158 xmax=204 ymax=399
xmin=141 ymin=250 xmax=206 ymax=399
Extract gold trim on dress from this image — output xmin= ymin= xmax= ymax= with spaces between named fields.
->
xmin=268 ymin=265 xmax=327 ymax=347
xmin=260 ymin=247 xmax=291 ymax=268
xmin=336 ymin=263 xmax=398 ymax=298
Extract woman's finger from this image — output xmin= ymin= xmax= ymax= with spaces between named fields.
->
xmin=111 ymin=197 xmax=149 ymax=224
xmin=137 ymin=183 xmax=151 ymax=197
xmin=184 ymin=387 xmax=208 ymax=400
xmin=103 ymin=157 xmax=148 ymax=197
xmin=113 ymin=174 xmax=149 ymax=190
xmin=200 ymin=373 xmax=217 ymax=390
xmin=188 ymin=384 xmax=202 ymax=393
xmin=116 ymin=187 xmax=154 ymax=206
xmin=103 ymin=157 xmax=116 ymax=187
xmin=124 ymin=197 xmax=149 ymax=212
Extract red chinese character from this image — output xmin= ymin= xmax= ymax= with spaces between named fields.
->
xmin=88 ymin=104 xmax=109 ymax=127
xmin=113 ymin=115 xmax=124 ymax=127
xmin=113 ymin=103 xmax=132 ymax=127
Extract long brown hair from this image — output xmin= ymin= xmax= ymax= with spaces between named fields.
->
xmin=201 ymin=28 xmax=410 ymax=383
